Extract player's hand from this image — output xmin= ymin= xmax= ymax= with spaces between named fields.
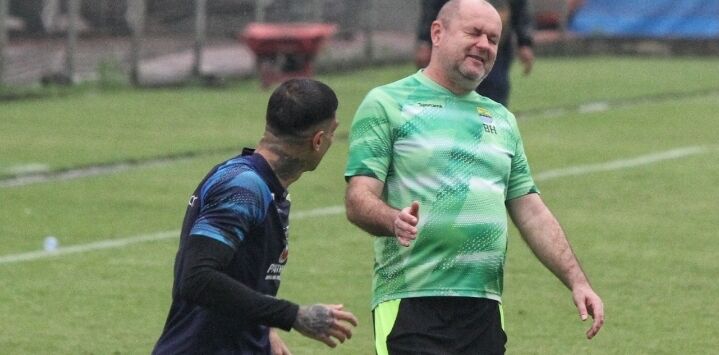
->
xmin=293 ymin=304 xmax=358 ymax=348
xmin=393 ymin=201 xmax=420 ymax=247
xmin=269 ymin=328 xmax=292 ymax=355
xmin=572 ymin=284 xmax=604 ymax=339
xmin=518 ymin=46 xmax=534 ymax=75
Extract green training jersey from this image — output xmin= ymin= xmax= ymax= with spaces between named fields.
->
xmin=345 ymin=71 xmax=538 ymax=308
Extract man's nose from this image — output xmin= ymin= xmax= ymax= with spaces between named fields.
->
xmin=474 ymin=34 xmax=492 ymax=50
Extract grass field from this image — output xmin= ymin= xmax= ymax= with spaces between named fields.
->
xmin=1 ymin=56 xmax=718 ymax=354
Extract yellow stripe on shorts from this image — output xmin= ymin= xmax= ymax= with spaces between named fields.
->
xmin=373 ymin=299 xmax=401 ymax=355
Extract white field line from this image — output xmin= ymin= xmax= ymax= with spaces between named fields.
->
xmin=534 ymin=146 xmax=710 ymax=181
xmin=0 ymin=145 xmax=712 ymax=265
xmin=0 ymin=159 xmax=183 ymax=188
xmin=0 ymin=205 xmax=346 ymax=265
xmin=4 ymin=89 xmax=718 ymax=190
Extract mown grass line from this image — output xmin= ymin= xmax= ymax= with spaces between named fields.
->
xmin=3 ymin=88 xmax=717 ymax=188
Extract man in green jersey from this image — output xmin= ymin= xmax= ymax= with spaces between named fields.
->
xmin=344 ymin=0 xmax=604 ymax=353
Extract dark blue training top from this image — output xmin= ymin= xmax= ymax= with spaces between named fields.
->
xmin=153 ymin=148 xmax=297 ymax=354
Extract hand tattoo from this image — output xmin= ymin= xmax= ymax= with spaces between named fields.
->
xmin=294 ymin=304 xmax=333 ymax=337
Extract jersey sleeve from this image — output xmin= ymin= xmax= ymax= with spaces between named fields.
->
xmin=190 ymin=170 xmax=269 ymax=249
xmin=345 ymin=89 xmax=394 ymax=182
xmin=506 ymin=115 xmax=539 ymax=200
xmin=179 ymin=236 xmax=299 ymax=330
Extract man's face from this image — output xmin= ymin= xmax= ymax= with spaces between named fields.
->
xmin=437 ymin=1 xmax=502 ymax=85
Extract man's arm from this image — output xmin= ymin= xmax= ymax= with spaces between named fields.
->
xmin=511 ymin=0 xmax=534 ymax=48
xmin=506 ymin=193 xmax=604 ymax=339
xmin=180 ymin=236 xmax=299 ymax=329
xmin=510 ymin=0 xmax=534 ymax=75
xmin=269 ymin=328 xmax=291 ymax=355
xmin=345 ymin=176 xmax=419 ymax=247
xmin=179 ymin=237 xmax=358 ymax=346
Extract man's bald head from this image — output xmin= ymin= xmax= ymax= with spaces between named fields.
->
xmin=437 ymin=0 xmax=496 ymax=29
xmin=425 ymin=0 xmax=503 ymax=94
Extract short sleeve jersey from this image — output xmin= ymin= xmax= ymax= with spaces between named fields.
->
xmin=345 ymin=71 xmax=538 ymax=308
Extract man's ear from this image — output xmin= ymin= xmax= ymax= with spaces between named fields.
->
xmin=311 ymin=130 xmax=325 ymax=152
xmin=430 ymin=20 xmax=443 ymax=47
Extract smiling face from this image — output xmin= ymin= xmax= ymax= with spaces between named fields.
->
xmin=427 ymin=0 xmax=503 ymax=93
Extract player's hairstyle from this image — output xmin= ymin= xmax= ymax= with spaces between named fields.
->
xmin=265 ymin=78 xmax=338 ymax=138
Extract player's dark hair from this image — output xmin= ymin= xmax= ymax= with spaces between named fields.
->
xmin=266 ymin=78 xmax=338 ymax=137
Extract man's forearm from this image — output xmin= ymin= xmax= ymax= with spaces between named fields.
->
xmin=526 ymin=215 xmax=589 ymax=289
xmin=345 ymin=176 xmax=400 ymax=236
xmin=180 ymin=237 xmax=299 ymax=330
xmin=508 ymin=194 xmax=590 ymax=289
xmin=345 ymin=185 xmax=398 ymax=236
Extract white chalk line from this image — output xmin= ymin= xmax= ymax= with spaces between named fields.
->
xmin=0 ymin=145 xmax=713 ymax=265
xmin=5 ymin=89 xmax=718 ymax=190
xmin=0 ymin=205 xmax=347 ymax=265
xmin=534 ymin=146 xmax=710 ymax=181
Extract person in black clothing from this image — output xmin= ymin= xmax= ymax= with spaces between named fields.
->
xmin=416 ymin=0 xmax=535 ymax=106
xmin=153 ymin=78 xmax=358 ymax=355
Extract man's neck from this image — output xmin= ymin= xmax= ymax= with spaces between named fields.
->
xmin=255 ymin=139 xmax=305 ymax=189
xmin=423 ymin=65 xmax=476 ymax=95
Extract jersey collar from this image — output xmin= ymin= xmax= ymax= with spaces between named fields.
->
xmin=415 ymin=70 xmax=478 ymax=99
xmin=241 ymin=147 xmax=288 ymax=200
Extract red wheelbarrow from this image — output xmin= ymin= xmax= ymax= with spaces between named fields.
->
xmin=240 ymin=22 xmax=337 ymax=88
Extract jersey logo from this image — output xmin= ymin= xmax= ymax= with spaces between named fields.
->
xmin=417 ymin=102 xmax=443 ymax=108
xmin=188 ymin=195 xmax=198 ymax=206
xmin=265 ymin=245 xmax=289 ymax=280
xmin=278 ymin=245 xmax=289 ymax=264
xmin=477 ymin=107 xmax=493 ymax=123
xmin=477 ymin=107 xmax=497 ymax=134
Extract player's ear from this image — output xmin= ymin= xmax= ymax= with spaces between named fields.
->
xmin=311 ymin=130 xmax=325 ymax=152
xmin=430 ymin=20 xmax=443 ymax=46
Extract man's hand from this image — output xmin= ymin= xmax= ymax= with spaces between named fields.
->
xmin=293 ymin=304 xmax=358 ymax=348
xmin=393 ymin=201 xmax=420 ymax=247
xmin=517 ymin=46 xmax=534 ymax=75
xmin=269 ymin=328 xmax=291 ymax=355
xmin=572 ymin=284 xmax=605 ymax=339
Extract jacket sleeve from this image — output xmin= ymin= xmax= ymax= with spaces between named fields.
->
xmin=511 ymin=0 xmax=534 ymax=47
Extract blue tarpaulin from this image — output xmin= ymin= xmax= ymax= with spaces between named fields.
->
xmin=570 ymin=0 xmax=719 ymax=38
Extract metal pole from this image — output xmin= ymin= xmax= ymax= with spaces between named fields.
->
xmin=312 ymin=0 xmax=323 ymax=22
xmin=128 ymin=0 xmax=145 ymax=86
xmin=254 ymin=0 xmax=265 ymax=23
xmin=559 ymin=0 xmax=568 ymax=33
xmin=0 ymin=0 xmax=8 ymax=85
xmin=364 ymin=0 xmax=377 ymax=61
xmin=65 ymin=0 xmax=80 ymax=82
xmin=193 ymin=0 xmax=207 ymax=77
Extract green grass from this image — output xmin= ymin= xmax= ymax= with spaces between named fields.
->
xmin=1 ymin=57 xmax=718 ymax=354
xmin=510 ymin=56 xmax=719 ymax=111
xmin=2 ymin=57 xmax=719 ymax=178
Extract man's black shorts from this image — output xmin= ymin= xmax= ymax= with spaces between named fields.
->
xmin=373 ymin=297 xmax=506 ymax=355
